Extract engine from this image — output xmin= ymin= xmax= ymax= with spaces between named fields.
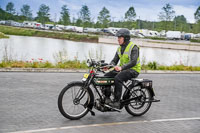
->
xmin=94 ymin=85 xmax=115 ymax=112
xmin=101 ymin=86 xmax=112 ymax=98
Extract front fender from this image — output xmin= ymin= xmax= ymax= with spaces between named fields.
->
xmin=66 ymin=81 xmax=94 ymax=110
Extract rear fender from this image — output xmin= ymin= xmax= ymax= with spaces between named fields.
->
xmin=122 ymin=84 xmax=155 ymax=100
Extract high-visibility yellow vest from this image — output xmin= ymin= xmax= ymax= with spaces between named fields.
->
xmin=117 ymin=41 xmax=141 ymax=73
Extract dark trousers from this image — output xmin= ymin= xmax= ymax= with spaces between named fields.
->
xmin=105 ymin=69 xmax=139 ymax=101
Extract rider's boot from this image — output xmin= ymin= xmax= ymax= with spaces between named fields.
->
xmin=108 ymin=99 xmax=120 ymax=109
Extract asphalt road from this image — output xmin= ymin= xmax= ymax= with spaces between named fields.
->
xmin=0 ymin=72 xmax=200 ymax=133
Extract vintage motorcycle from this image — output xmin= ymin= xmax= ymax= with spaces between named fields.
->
xmin=58 ymin=59 xmax=159 ymax=120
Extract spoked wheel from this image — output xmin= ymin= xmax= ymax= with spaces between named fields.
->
xmin=58 ymin=81 xmax=94 ymax=120
xmin=125 ymin=86 xmax=152 ymax=116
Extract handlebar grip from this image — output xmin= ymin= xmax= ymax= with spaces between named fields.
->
xmin=101 ymin=63 xmax=108 ymax=66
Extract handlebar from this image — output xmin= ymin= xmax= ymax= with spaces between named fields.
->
xmin=86 ymin=59 xmax=114 ymax=73
xmin=87 ymin=59 xmax=108 ymax=67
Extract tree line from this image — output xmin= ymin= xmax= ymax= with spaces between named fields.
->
xmin=1 ymin=2 xmax=200 ymax=33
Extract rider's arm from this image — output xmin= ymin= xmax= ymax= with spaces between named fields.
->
xmin=110 ymin=52 xmax=119 ymax=65
xmin=121 ymin=45 xmax=139 ymax=70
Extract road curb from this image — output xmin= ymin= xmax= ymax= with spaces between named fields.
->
xmin=142 ymin=70 xmax=200 ymax=74
xmin=0 ymin=68 xmax=200 ymax=74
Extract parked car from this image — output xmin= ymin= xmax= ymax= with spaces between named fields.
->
xmin=107 ymin=27 xmax=121 ymax=36
xmin=84 ymin=28 xmax=98 ymax=33
xmin=23 ymin=21 xmax=37 ymax=28
xmin=43 ymin=24 xmax=54 ymax=30
xmin=54 ymin=25 xmax=65 ymax=31
xmin=64 ymin=25 xmax=76 ymax=31
xmin=0 ymin=20 xmax=6 ymax=25
xmin=148 ymin=30 xmax=160 ymax=37
xmin=184 ymin=34 xmax=191 ymax=40
xmin=159 ymin=30 xmax=166 ymax=37
xmin=74 ymin=26 xmax=83 ymax=33
xmin=34 ymin=23 xmax=42 ymax=29
xmin=166 ymin=31 xmax=181 ymax=40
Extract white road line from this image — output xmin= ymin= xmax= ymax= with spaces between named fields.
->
xmin=9 ymin=117 xmax=200 ymax=133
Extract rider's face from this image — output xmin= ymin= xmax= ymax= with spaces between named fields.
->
xmin=118 ymin=37 xmax=124 ymax=45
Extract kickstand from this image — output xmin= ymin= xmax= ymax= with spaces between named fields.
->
xmin=88 ymin=108 xmax=95 ymax=116
xmin=81 ymin=103 xmax=95 ymax=116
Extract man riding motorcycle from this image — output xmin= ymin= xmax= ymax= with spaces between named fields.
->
xmin=105 ymin=28 xmax=159 ymax=109
xmin=104 ymin=28 xmax=140 ymax=108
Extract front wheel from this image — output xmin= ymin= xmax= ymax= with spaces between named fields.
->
xmin=125 ymin=86 xmax=152 ymax=116
xmin=58 ymin=81 xmax=94 ymax=120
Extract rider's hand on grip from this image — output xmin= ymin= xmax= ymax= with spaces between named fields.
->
xmin=114 ymin=66 xmax=122 ymax=71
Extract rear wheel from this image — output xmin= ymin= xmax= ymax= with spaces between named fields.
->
xmin=125 ymin=86 xmax=152 ymax=116
xmin=58 ymin=81 xmax=94 ymax=120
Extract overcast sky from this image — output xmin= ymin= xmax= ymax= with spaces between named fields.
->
xmin=0 ymin=0 xmax=199 ymax=23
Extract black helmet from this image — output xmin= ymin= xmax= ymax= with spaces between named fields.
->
xmin=116 ymin=28 xmax=131 ymax=42
xmin=116 ymin=28 xmax=130 ymax=37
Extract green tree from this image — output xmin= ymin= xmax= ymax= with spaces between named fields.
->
xmin=79 ymin=5 xmax=91 ymax=23
xmin=174 ymin=15 xmax=187 ymax=23
xmin=193 ymin=22 xmax=200 ymax=33
xmin=194 ymin=6 xmax=200 ymax=22
xmin=75 ymin=18 xmax=82 ymax=27
xmin=173 ymin=15 xmax=187 ymax=31
xmin=125 ymin=6 xmax=136 ymax=21
xmin=36 ymin=4 xmax=50 ymax=24
xmin=194 ymin=6 xmax=200 ymax=33
xmin=158 ymin=3 xmax=175 ymax=21
xmin=158 ymin=3 xmax=175 ymax=30
xmin=6 ymin=2 xmax=15 ymax=14
xmin=97 ymin=7 xmax=111 ymax=28
xmin=20 ymin=4 xmax=32 ymax=20
xmin=60 ymin=5 xmax=70 ymax=25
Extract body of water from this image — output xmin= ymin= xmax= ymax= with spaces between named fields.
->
xmin=0 ymin=35 xmax=199 ymax=66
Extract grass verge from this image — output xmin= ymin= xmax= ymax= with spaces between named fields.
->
xmin=0 ymin=25 xmax=98 ymax=42
xmin=0 ymin=32 xmax=9 ymax=39
xmin=190 ymin=39 xmax=200 ymax=43
xmin=0 ymin=60 xmax=88 ymax=69
xmin=142 ymin=61 xmax=200 ymax=71
xmin=0 ymin=60 xmax=200 ymax=71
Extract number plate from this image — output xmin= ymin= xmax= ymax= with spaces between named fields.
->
xmin=82 ymin=73 xmax=89 ymax=81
